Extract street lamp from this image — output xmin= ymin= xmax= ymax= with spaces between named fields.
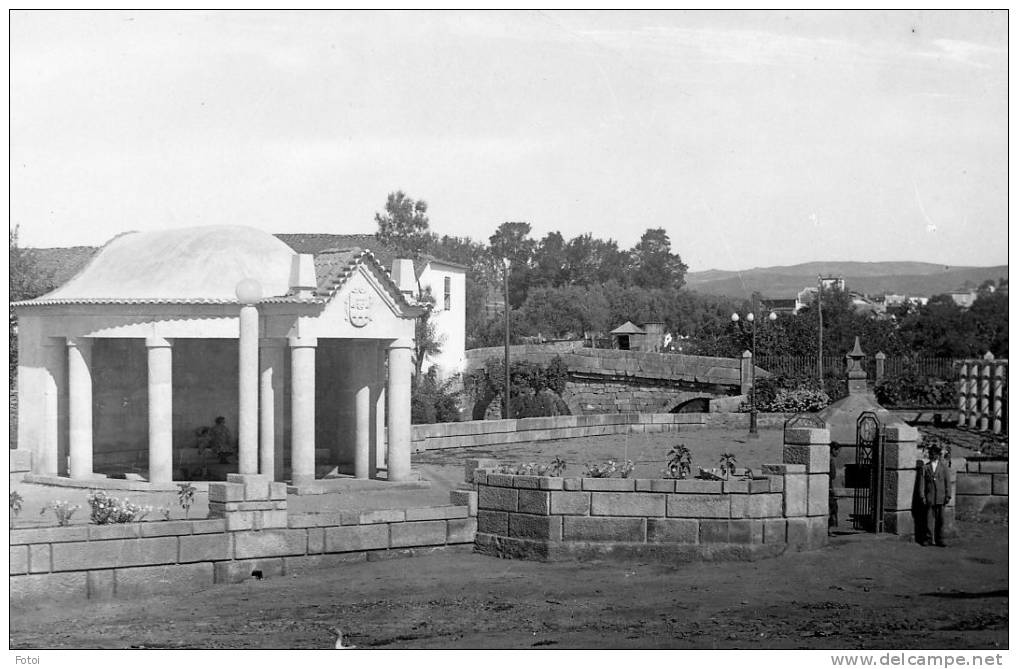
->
xmin=731 ymin=307 xmax=777 ymax=438
xmin=503 ymin=257 xmax=511 ymax=420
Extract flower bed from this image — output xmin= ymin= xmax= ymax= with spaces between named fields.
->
xmin=469 ymin=465 xmax=829 ymax=563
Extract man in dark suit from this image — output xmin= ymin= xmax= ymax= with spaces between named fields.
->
xmin=920 ymin=443 xmax=951 ymax=547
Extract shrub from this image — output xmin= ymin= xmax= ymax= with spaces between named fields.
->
xmin=875 ymin=375 xmax=956 ymax=408
xmin=40 ymin=500 xmax=80 ymax=526
xmin=411 ymin=368 xmax=463 ymax=424
xmin=87 ymin=490 xmax=152 ymax=524
xmin=466 ymin=356 xmax=571 ymax=419
xmin=750 ymin=375 xmax=840 ymax=411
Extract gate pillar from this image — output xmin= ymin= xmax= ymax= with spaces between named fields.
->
xmin=782 ymin=426 xmax=830 ymax=549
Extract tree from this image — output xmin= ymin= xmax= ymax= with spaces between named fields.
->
xmin=488 ymin=222 xmax=536 ymax=308
xmin=412 ymin=288 xmax=443 ymax=378
xmin=520 ymin=285 xmax=611 ymax=338
xmin=374 ymin=190 xmax=431 ymax=259
xmin=630 ymin=228 xmax=688 ymax=290
xmin=532 ymin=231 xmax=568 ymax=287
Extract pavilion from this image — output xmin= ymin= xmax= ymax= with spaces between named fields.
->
xmin=13 ymin=225 xmax=427 ymax=487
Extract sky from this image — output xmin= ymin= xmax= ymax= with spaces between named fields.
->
xmin=9 ymin=10 xmax=1009 ymax=272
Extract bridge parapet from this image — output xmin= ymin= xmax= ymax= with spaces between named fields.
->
xmin=464 ymin=346 xmax=768 ymax=388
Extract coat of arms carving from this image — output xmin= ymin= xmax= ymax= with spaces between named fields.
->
xmin=347 ymin=287 xmax=373 ymax=327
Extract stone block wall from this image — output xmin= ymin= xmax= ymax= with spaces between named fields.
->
xmin=956 ymin=457 xmax=1008 ymax=518
xmin=410 ymin=413 xmax=706 ymax=452
xmin=469 ymin=428 xmax=830 ymax=563
xmin=10 ymin=473 xmax=477 ymax=603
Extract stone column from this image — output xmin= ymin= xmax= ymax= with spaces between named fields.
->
xmin=259 ymin=339 xmax=286 ymax=481
xmin=386 ymin=339 xmax=413 ymax=482
xmin=39 ymin=337 xmax=65 ymax=476
xmin=991 ymin=361 xmax=1005 ymax=435
xmin=956 ymin=361 xmax=968 ymax=428
xmin=373 ymin=343 xmax=387 ymax=475
xmin=66 ymin=337 xmax=94 ymax=479
xmin=874 ymin=352 xmax=885 ymax=383
xmin=967 ymin=361 xmax=979 ymax=429
xmin=237 ymin=303 xmax=260 ymax=475
xmin=289 ymin=336 xmax=317 ymax=486
xmin=353 ymin=348 xmax=372 ymax=480
xmin=146 ymin=337 xmax=174 ymax=483
xmin=978 ymin=358 xmax=991 ymax=432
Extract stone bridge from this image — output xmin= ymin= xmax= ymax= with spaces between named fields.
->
xmin=464 ymin=346 xmax=767 ymax=415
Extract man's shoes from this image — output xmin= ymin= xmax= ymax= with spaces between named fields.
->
xmin=919 ymin=540 xmax=930 ymax=546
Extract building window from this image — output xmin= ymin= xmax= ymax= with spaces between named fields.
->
xmin=443 ymin=276 xmax=451 ymax=311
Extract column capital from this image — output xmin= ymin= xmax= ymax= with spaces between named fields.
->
xmin=288 ymin=335 xmax=318 ymax=348
xmin=66 ymin=336 xmax=93 ymax=349
xmin=145 ymin=336 xmax=173 ymax=348
xmin=388 ymin=338 xmax=414 ymax=350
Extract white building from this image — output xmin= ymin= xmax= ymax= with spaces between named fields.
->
xmin=415 ymin=257 xmax=467 ymax=381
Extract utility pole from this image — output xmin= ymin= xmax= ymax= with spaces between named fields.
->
xmin=817 ymin=274 xmax=823 ymax=386
xmin=503 ymin=258 xmax=511 ymax=420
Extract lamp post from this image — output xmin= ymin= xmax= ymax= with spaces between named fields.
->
xmin=731 ymin=305 xmax=777 ymax=438
xmin=817 ymin=274 xmax=823 ymax=386
xmin=503 ymin=257 xmax=511 ymax=420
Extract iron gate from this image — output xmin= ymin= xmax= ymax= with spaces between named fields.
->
xmin=850 ymin=411 xmax=885 ymax=532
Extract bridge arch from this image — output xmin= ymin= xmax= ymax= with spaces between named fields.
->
xmin=670 ymin=397 xmax=711 ymax=413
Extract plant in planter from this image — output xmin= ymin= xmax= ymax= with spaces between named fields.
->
xmin=10 ymin=491 xmax=24 ymax=518
xmin=541 ymin=456 xmax=567 ymax=477
xmin=87 ymin=490 xmax=153 ymax=524
xmin=664 ymin=444 xmax=693 ymax=479
xmin=584 ymin=460 xmax=618 ymax=478
xmin=40 ymin=500 xmax=80 ymax=526
xmin=177 ymin=482 xmax=198 ymax=519
xmin=618 ymin=459 xmax=635 ymax=479
xmin=719 ymin=453 xmax=737 ymax=479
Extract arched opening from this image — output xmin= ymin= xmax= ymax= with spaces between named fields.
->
xmin=670 ymin=397 xmax=710 ymax=413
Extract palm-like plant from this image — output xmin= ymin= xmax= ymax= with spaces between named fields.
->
xmin=665 ymin=444 xmax=693 ymax=479
xmin=719 ymin=452 xmax=737 ymax=479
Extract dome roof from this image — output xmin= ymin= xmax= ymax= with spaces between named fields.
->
xmin=41 ymin=226 xmax=297 ymax=302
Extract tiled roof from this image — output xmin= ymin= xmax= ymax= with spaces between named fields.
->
xmin=610 ymin=321 xmax=646 ymax=335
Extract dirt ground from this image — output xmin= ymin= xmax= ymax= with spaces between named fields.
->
xmin=9 ymin=514 xmax=1007 ymax=650
xmin=10 ymin=427 xmax=1008 ymax=650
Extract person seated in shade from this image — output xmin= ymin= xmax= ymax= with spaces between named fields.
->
xmin=920 ymin=443 xmax=951 ymax=547
xmin=209 ymin=416 xmax=234 ymax=464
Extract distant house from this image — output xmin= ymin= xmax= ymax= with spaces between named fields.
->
xmin=609 ymin=320 xmax=667 ymax=352
xmin=946 ymin=290 xmax=979 ymax=308
xmin=760 ymin=298 xmax=796 ymax=316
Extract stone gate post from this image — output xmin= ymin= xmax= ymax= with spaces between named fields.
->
xmin=782 ymin=426 xmax=830 ymax=549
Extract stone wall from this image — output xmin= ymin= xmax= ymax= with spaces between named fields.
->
xmin=955 ymin=457 xmax=1008 ymax=518
xmin=465 ymin=427 xmax=831 ymax=562
xmin=563 ymin=378 xmax=712 ymax=414
xmin=410 ymin=413 xmax=706 ymax=452
xmin=9 ymin=472 xmax=476 ymax=602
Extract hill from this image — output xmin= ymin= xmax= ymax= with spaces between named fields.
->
xmin=686 ymin=261 xmax=1008 ymax=299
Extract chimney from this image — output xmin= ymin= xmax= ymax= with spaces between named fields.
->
xmin=390 ymin=258 xmax=417 ymax=298
xmin=289 ymin=254 xmax=317 ymax=299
